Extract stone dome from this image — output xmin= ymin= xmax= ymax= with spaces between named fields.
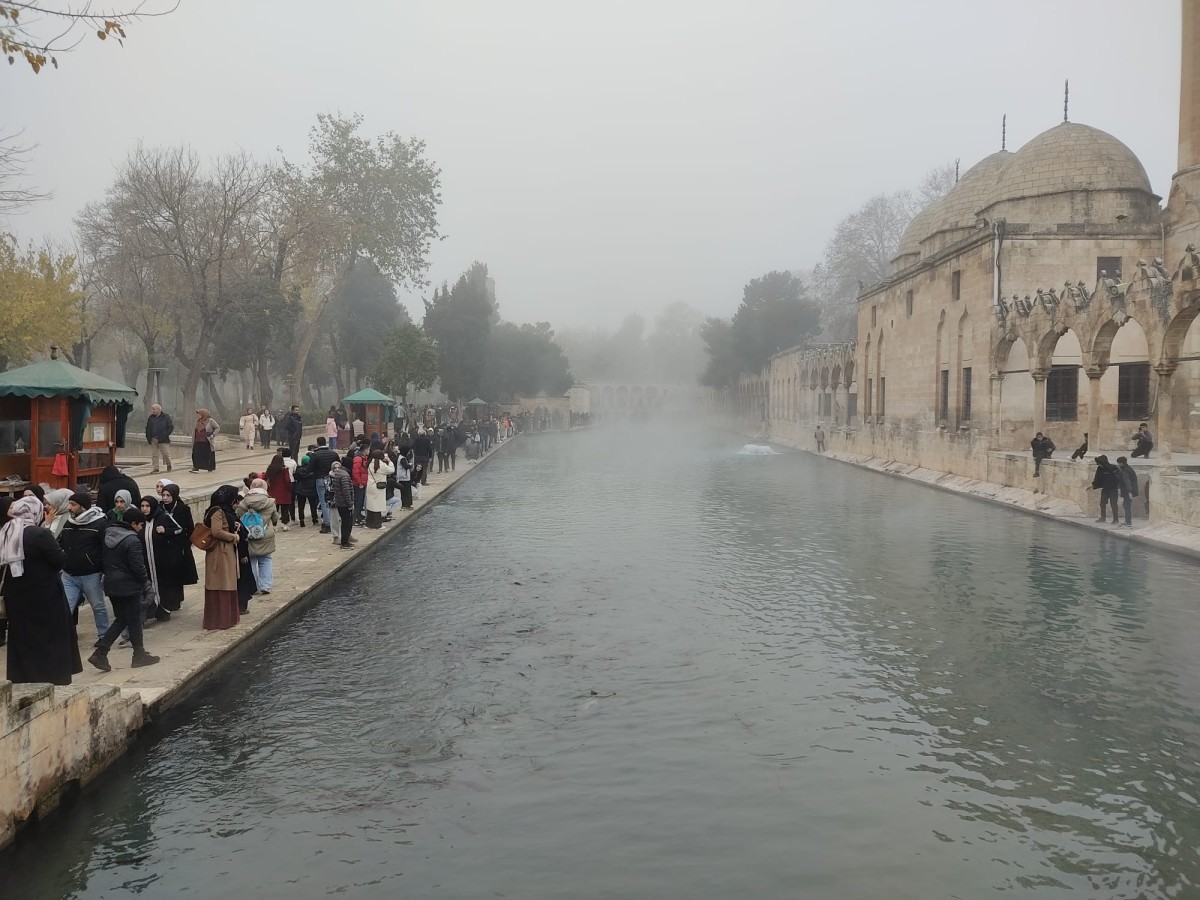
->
xmin=922 ymin=150 xmax=1013 ymax=239
xmin=986 ymin=122 xmax=1155 ymax=208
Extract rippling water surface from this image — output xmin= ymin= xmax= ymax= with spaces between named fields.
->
xmin=5 ymin=426 xmax=1200 ymax=899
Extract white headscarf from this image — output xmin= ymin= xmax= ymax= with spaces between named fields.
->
xmin=0 ymin=496 xmax=44 ymax=578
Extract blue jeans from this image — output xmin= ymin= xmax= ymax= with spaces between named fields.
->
xmin=250 ymin=554 xmax=273 ymax=592
xmin=62 ymin=572 xmax=110 ymax=636
xmin=315 ymin=477 xmax=329 ymax=527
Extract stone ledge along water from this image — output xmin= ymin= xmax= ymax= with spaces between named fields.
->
xmin=0 ymin=434 xmax=514 ymax=850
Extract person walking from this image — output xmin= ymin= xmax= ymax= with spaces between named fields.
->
xmin=235 ymin=479 xmax=280 ymax=596
xmin=435 ymin=426 xmax=448 ymax=473
xmin=1087 ymin=455 xmax=1121 ymax=524
xmin=814 ymin=425 xmax=826 ymax=453
xmin=364 ymin=449 xmax=394 ymax=528
xmin=58 ymin=491 xmax=111 ymax=637
xmin=1116 ymin=456 xmax=1140 ymax=527
xmin=88 ymin=508 xmax=160 ymax=671
xmin=144 ymin=403 xmax=174 ymax=474
xmin=325 ymin=407 xmax=339 ymax=450
xmin=155 ymin=482 xmax=198 ymax=611
xmin=413 ymin=427 xmax=433 ymax=485
xmin=137 ymin=495 xmax=174 ymax=623
xmin=1071 ymin=432 xmax=1089 ymax=460
xmin=201 ymin=486 xmax=242 ymax=630
xmin=350 ymin=440 xmax=370 ymax=525
xmin=1131 ymin=423 xmax=1154 ymax=459
xmin=1031 ymin=432 xmax=1056 ymax=477
xmin=238 ymin=407 xmax=259 ymax=450
xmin=284 ymin=405 xmax=304 ymax=459
xmin=258 ymin=406 xmax=275 ymax=449
xmin=1 ymin=496 xmax=82 ymax=684
xmin=292 ymin=452 xmax=318 ymax=527
xmin=190 ymin=408 xmax=220 ymax=473
xmin=265 ymin=451 xmax=294 ymax=530
xmin=309 ymin=437 xmax=339 ymax=534
xmin=329 ymin=460 xmax=356 ymax=550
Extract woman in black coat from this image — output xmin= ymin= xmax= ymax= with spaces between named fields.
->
xmin=0 ymin=496 xmax=82 ymax=684
xmin=151 ymin=484 xmax=199 ymax=611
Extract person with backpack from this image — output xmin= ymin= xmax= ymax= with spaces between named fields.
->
xmin=1116 ymin=456 xmax=1140 ymax=527
xmin=190 ymin=408 xmax=220 ymax=473
xmin=235 ymin=478 xmax=280 ymax=595
xmin=1086 ymin=455 xmax=1121 ymax=525
xmin=89 ymin=508 xmax=160 ymax=671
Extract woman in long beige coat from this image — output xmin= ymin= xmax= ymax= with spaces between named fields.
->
xmin=202 ymin=485 xmax=241 ymax=630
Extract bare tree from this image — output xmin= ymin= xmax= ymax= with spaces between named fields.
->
xmin=0 ymin=130 xmax=47 ymax=212
xmin=1 ymin=1 xmax=177 ymax=73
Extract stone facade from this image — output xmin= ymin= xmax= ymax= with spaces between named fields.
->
xmin=720 ymin=1 xmax=1200 ymax=531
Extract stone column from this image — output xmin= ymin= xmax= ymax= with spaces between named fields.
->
xmin=1085 ymin=368 xmax=1104 ymax=453
xmin=1155 ymin=363 xmax=1176 ymax=460
xmin=1031 ymin=370 xmax=1048 ymax=434
xmin=989 ymin=373 xmax=1004 ymax=449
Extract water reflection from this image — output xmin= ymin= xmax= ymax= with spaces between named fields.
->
xmin=3 ymin=425 xmax=1200 ymax=899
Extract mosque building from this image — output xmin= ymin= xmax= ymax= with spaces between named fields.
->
xmin=733 ymin=0 xmax=1200 ymax=530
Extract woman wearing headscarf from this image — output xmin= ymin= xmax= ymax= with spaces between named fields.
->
xmin=138 ymin=495 xmax=176 ymax=623
xmin=201 ymin=485 xmax=241 ymax=630
xmin=238 ymin=407 xmax=259 ymax=450
xmin=235 ymin=477 xmax=279 ymax=595
xmin=0 ymin=495 xmax=82 ymax=684
xmin=155 ymin=482 xmax=198 ymax=612
xmin=107 ymin=489 xmax=133 ymax=523
xmin=41 ymin=488 xmax=72 ymax=539
xmin=364 ymin=449 xmax=394 ymax=528
xmin=190 ymin=408 xmax=219 ymax=473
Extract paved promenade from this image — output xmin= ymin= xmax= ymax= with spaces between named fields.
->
xmin=1 ymin=437 xmax=511 ymax=715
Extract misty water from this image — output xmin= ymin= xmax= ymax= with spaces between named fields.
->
xmin=5 ymin=426 xmax=1200 ymax=899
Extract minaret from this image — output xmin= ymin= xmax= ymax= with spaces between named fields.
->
xmin=1166 ymin=0 xmax=1200 ymax=262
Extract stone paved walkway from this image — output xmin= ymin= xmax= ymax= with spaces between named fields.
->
xmin=1 ymin=437 xmax=513 ymax=714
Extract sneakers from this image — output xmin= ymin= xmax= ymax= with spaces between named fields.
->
xmin=280 ymin=524 xmax=290 ymax=532
xmin=319 ymin=526 xmax=331 ymax=534
xmin=131 ymin=649 xmax=160 ymax=667
xmin=87 ymin=649 xmax=111 ymax=672
xmin=340 ymin=544 xmax=354 ymax=550
xmin=1095 ymin=517 xmax=1108 ymax=523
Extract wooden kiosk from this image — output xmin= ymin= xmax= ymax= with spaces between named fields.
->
xmin=0 ymin=349 xmax=138 ymax=495
xmin=342 ymin=388 xmax=397 ymax=440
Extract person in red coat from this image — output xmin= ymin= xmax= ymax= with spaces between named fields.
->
xmin=264 ymin=451 xmax=294 ymax=529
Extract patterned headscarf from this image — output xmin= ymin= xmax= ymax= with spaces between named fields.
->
xmin=0 ymin=496 xmax=44 ymax=578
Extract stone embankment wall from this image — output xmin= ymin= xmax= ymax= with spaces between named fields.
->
xmin=0 ymin=680 xmax=142 ymax=848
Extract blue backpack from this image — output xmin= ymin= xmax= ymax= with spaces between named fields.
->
xmin=240 ymin=508 xmax=266 ymax=540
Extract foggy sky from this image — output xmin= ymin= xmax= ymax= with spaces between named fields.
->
xmin=3 ymin=0 xmax=1183 ymax=328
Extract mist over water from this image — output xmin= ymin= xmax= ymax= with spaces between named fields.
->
xmin=5 ymin=425 xmax=1200 ymax=899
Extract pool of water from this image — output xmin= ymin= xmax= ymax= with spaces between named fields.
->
xmin=4 ymin=425 xmax=1200 ymax=899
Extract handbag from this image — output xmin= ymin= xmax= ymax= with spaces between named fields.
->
xmin=190 ymin=521 xmax=217 ymax=551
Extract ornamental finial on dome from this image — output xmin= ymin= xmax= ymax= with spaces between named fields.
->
xmin=1063 ymin=79 xmax=1069 ymax=123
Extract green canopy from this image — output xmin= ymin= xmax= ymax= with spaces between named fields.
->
xmin=0 ymin=356 xmax=138 ymax=405
xmin=341 ymin=387 xmax=396 ymax=406
xmin=466 ymin=397 xmax=488 ymax=405
xmin=0 ymin=356 xmax=138 ymax=449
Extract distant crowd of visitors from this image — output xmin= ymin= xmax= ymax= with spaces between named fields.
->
xmin=0 ymin=404 xmax=513 ymax=688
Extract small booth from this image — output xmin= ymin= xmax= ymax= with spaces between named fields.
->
xmin=0 ymin=349 xmax=138 ymax=496
xmin=342 ymin=388 xmax=397 ymax=440
xmin=466 ymin=397 xmax=489 ymax=422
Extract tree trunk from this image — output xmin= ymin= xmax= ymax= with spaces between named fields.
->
xmin=177 ymin=314 xmax=217 ymax=411
xmin=203 ymin=373 xmax=231 ymax=421
xmin=255 ymin=341 xmax=273 ymax=407
xmin=289 ymin=299 xmax=330 ymax=407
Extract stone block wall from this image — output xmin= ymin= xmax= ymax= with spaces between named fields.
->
xmin=0 ymin=679 xmax=142 ymax=848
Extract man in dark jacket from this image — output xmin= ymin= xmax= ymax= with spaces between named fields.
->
xmin=285 ymin=406 xmax=304 ymax=458
xmin=328 ymin=461 xmax=356 ymax=549
xmin=59 ymin=492 xmax=110 ymax=637
xmin=1070 ymin=432 xmax=1089 ymax=460
xmin=1030 ymin=432 xmax=1055 ymax=477
xmin=1087 ymin=455 xmax=1121 ymax=525
xmin=413 ymin=428 xmax=433 ymax=485
xmin=89 ymin=509 xmax=160 ymax=670
xmin=1116 ymin=456 xmax=1140 ymax=527
xmin=96 ymin=465 xmax=141 ymax=513
xmin=144 ymin=403 xmax=174 ymax=474
xmin=309 ymin=437 xmax=340 ymax=533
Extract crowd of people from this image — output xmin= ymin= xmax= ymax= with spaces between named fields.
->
xmin=0 ymin=407 xmax=513 ymax=687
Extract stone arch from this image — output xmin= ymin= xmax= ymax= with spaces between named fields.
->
xmin=1163 ymin=300 xmax=1200 ymax=363
xmin=875 ymin=330 xmax=885 ymax=420
xmin=997 ymin=337 xmax=1035 ymax=448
